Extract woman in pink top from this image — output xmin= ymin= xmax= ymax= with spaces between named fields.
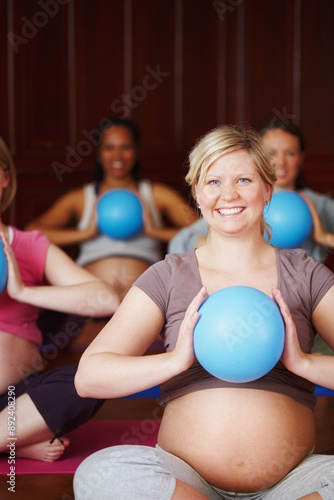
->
xmin=74 ymin=126 xmax=334 ymax=499
xmin=0 ymin=138 xmax=119 ymax=461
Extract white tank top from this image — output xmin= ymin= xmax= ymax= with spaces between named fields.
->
xmin=76 ymin=180 xmax=164 ymax=266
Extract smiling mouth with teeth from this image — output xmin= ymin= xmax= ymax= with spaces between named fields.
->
xmin=217 ymin=207 xmax=245 ymax=216
xmin=112 ymin=161 xmax=124 ymax=169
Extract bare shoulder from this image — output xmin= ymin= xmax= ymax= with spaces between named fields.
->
xmin=152 ymin=181 xmax=177 ymax=196
xmin=26 ymin=186 xmax=86 ymax=229
xmin=45 ymin=186 xmax=85 ymax=218
xmin=58 ymin=186 xmax=86 ymax=207
xmin=152 ymin=182 xmax=188 ymax=205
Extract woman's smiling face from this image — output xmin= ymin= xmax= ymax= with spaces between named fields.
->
xmin=99 ymin=125 xmax=137 ymax=179
xmin=262 ymin=129 xmax=305 ymax=191
xmin=196 ymin=149 xmax=272 ymax=237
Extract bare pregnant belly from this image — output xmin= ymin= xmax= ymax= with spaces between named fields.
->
xmin=84 ymin=257 xmax=150 ymax=300
xmin=158 ymin=388 xmax=315 ymax=493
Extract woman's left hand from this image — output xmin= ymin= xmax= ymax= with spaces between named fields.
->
xmin=299 ymin=192 xmax=329 ymax=246
xmin=272 ymin=284 xmax=307 ymax=373
xmin=0 ymin=232 xmax=25 ymax=300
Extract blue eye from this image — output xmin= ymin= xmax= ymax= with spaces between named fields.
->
xmin=208 ymin=180 xmax=220 ymax=185
xmin=238 ymin=178 xmax=250 ymax=183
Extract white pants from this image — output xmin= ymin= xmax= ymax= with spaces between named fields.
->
xmin=73 ymin=444 xmax=334 ymax=500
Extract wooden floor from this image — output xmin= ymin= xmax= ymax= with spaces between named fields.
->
xmin=1 ymin=321 xmax=334 ymax=500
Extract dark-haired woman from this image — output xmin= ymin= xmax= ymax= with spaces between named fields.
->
xmin=27 ymin=117 xmax=197 ymax=300
xmin=260 ymin=122 xmax=334 ymax=356
xmin=260 ymin=121 xmax=334 ymax=264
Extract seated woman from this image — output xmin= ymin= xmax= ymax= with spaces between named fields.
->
xmin=26 ymin=117 xmax=198 ymax=301
xmin=260 ymin=120 xmax=334 ymax=264
xmin=73 ymin=125 xmax=334 ymax=499
xmin=261 ymin=120 xmax=334 ymax=356
xmin=0 ymin=137 xmax=119 ymax=461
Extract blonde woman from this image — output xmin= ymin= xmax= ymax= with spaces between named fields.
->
xmin=74 ymin=126 xmax=334 ymax=499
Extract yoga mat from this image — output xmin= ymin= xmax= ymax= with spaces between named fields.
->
xmin=131 ymin=385 xmax=334 ymax=398
xmin=0 ymin=419 xmax=161 ymax=475
xmin=315 ymin=385 xmax=334 ymax=396
xmin=126 ymin=385 xmax=161 ymax=398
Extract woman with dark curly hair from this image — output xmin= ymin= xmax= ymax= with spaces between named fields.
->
xmin=27 ymin=117 xmax=197 ymax=301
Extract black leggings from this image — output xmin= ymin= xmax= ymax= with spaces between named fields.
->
xmin=1 ymin=364 xmax=104 ymax=440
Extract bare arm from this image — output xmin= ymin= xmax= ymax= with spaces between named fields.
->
xmin=300 ymin=193 xmax=334 ymax=249
xmin=25 ymin=188 xmax=98 ymax=247
xmin=273 ymin=283 xmax=334 ymax=389
xmin=143 ymin=183 xmax=198 ymax=243
xmin=3 ymin=237 xmax=119 ymax=316
xmin=75 ymin=286 xmax=207 ymax=399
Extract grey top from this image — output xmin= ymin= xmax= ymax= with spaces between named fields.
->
xmin=168 ymin=217 xmax=208 ymax=254
xmin=134 ymin=248 xmax=334 ymax=410
xmin=76 ymin=180 xmax=164 ymax=266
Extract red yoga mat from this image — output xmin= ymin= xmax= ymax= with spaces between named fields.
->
xmin=0 ymin=419 xmax=161 ymax=475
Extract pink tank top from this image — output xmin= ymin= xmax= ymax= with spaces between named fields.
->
xmin=0 ymin=228 xmax=50 ymax=346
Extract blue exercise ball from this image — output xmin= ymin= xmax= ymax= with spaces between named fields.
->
xmin=264 ymin=190 xmax=313 ymax=249
xmin=97 ymin=189 xmax=143 ymax=240
xmin=193 ymin=286 xmax=285 ymax=383
xmin=0 ymin=240 xmax=8 ymax=293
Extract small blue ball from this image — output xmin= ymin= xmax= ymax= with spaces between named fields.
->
xmin=264 ymin=191 xmax=313 ymax=249
xmin=194 ymin=286 xmax=285 ymax=383
xmin=0 ymin=241 xmax=8 ymax=293
xmin=97 ymin=189 xmax=143 ymax=240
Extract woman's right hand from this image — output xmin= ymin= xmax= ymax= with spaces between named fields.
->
xmin=171 ymin=287 xmax=207 ymax=371
xmin=85 ymin=204 xmax=99 ymax=240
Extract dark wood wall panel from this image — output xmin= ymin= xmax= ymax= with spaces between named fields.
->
xmin=182 ymin=0 xmax=220 ymax=147
xmin=243 ymin=0 xmax=297 ymax=130
xmin=1 ymin=0 xmax=334 ymax=232
xmin=131 ymin=0 xmax=176 ymax=151
xmin=74 ymin=0 xmax=125 ymax=135
xmin=10 ymin=0 xmax=70 ymax=155
xmin=299 ymin=0 xmax=334 ymax=195
xmin=301 ymin=0 xmax=334 ymax=154
xmin=0 ymin=2 xmax=9 ymax=145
